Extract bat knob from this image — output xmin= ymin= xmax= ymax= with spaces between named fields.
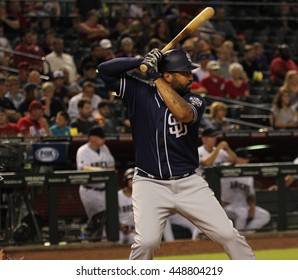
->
xmin=140 ymin=64 xmax=148 ymax=72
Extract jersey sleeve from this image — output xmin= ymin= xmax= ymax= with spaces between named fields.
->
xmin=184 ymin=94 xmax=206 ymax=124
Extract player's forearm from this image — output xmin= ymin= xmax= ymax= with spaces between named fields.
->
xmin=154 ymin=78 xmax=194 ymax=123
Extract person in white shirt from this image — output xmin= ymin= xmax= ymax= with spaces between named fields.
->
xmin=118 ymin=168 xmax=135 ymax=245
xmin=198 ymin=127 xmax=237 ymax=177
xmin=221 ymin=151 xmax=270 ymax=233
xmin=44 ymin=37 xmax=78 ymax=83
xmin=76 ymin=126 xmax=115 ymax=240
xmin=198 ymin=128 xmax=270 ymax=233
xmin=68 ymin=81 xmax=101 ymax=120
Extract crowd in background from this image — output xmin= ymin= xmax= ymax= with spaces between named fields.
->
xmin=1 ymin=1 xmax=298 ymax=138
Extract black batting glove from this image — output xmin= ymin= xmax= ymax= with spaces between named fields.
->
xmin=142 ymin=48 xmax=163 ymax=80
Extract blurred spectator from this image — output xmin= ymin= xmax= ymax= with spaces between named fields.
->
xmin=212 ymin=6 xmax=236 ymax=41
xmin=253 ymin=42 xmax=269 ymax=71
xmin=190 ymin=81 xmax=207 ymax=96
xmin=18 ymin=82 xmax=39 ymax=116
xmin=150 ymin=19 xmax=171 ymax=46
xmin=93 ymin=100 xmax=119 ymax=135
xmin=13 ymin=28 xmax=45 ymax=72
xmin=17 ymin=100 xmax=49 ymax=136
xmin=129 ymin=3 xmax=144 ymax=18
xmin=97 ymin=39 xmax=115 ymax=63
xmin=225 ymin=62 xmax=249 ymax=100
xmin=17 ymin=61 xmax=30 ymax=87
xmin=201 ymin=60 xmax=227 ymax=98
xmin=51 ymin=70 xmax=70 ymax=109
xmin=217 ymin=40 xmax=238 ymax=79
xmin=121 ymin=19 xmax=147 ymax=54
xmin=209 ymin=101 xmax=236 ymax=131
xmin=109 ymin=17 xmax=129 ymax=42
xmin=269 ymin=44 xmax=298 ymax=87
xmin=194 ymin=38 xmax=212 ymax=60
xmin=0 ymin=22 xmax=12 ymax=67
xmin=78 ymin=63 xmax=110 ymax=100
xmin=181 ymin=38 xmax=197 ymax=63
xmin=276 ymin=70 xmax=298 ymax=111
xmin=5 ymin=75 xmax=23 ymax=110
xmin=70 ymin=99 xmax=98 ymax=136
xmin=270 ymin=90 xmax=298 ymax=129
xmin=77 ymin=9 xmax=109 ymax=43
xmin=0 ymin=107 xmax=22 ymax=137
xmin=0 ymin=1 xmax=27 ymax=41
xmin=26 ymin=69 xmax=42 ymax=99
xmin=41 ymin=29 xmax=56 ymax=55
xmin=192 ymin=51 xmax=212 ymax=82
xmin=49 ymin=110 xmax=71 ymax=136
xmin=0 ymin=77 xmax=20 ymax=122
xmin=209 ymin=33 xmax=225 ymax=59
xmin=45 ymin=37 xmax=78 ymax=84
xmin=43 ymin=1 xmax=61 ymax=17
xmin=40 ymin=81 xmax=65 ymax=125
xmin=80 ymin=42 xmax=103 ymax=73
xmin=240 ymin=44 xmax=263 ymax=84
xmin=115 ymin=37 xmax=140 ymax=58
xmin=75 ymin=0 xmax=103 ymax=20
xmin=68 ymin=81 xmax=101 ymax=120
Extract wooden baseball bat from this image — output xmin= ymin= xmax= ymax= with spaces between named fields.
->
xmin=140 ymin=7 xmax=215 ymax=72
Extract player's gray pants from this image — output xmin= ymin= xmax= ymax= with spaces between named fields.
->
xmin=129 ymin=174 xmax=256 ymax=260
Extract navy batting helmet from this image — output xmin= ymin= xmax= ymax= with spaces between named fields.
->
xmin=158 ymin=49 xmax=200 ymax=73
xmin=123 ymin=168 xmax=135 ymax=186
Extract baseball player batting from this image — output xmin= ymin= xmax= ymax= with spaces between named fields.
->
xmin=97 ymin=48 xmax=255 ymax=260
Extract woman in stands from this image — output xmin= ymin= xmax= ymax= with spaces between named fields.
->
xmin=209 ymin=101 xmax=237 ymax=131
xmin=77 ymin=9 xmax=110 ymax=43
xmin=225 ymin=62 xmax=250 ymax=101
xmin=270 ymin=90 xmax=298 ymax=129
xmin=275 ymin=70 xmax=298 ymax=112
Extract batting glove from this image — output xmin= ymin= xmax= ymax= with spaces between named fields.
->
xmin=142 ymin=48 xmax=163 ymax=80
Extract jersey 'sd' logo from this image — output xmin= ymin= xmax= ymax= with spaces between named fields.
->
xmin=168 ymin=113 xmax=187 ymax=138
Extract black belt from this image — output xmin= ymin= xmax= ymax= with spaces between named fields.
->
xmin=136 ymin=170 xmax=195 ymax=180
xmin=83 ymin=185 xmax=106 ymax=191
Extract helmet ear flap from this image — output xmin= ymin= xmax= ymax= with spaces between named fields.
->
xmin=123 ymin=168 xmax=135 ymax=186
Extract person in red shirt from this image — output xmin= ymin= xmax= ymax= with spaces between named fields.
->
xmin=0 ymin=107 xmax=22 ymax=137
xmin=13 ymin=29 xmax=45 ymax=71
xmin=270 ymin=44 xmax=298 ymax=87
xmin=17 ymin=100 xmax=48 ymax=137
xmin=201 ymin=60 xmax=227 ymax=98
xmin=225 ymin=62 xmax=249 ymax=100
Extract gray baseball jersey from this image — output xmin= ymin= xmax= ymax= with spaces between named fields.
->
xmin=77 ymin=143 xmax=115 ymax=218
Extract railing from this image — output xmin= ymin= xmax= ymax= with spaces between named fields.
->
xmin=0 ymin=47 xmax=51 ymax=75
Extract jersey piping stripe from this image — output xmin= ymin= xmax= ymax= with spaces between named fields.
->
xmin=189 ymin=103 xmax=198 ymax=124
xmin=154 ymin=94 xmax=160 ymax=108
xmin=155 ymin=128 xmax=163 ymax=178
xmin=119 ymin=75 xmax=125 ymax=98
xmin=164 ymin=108 xmax=172 ymax=177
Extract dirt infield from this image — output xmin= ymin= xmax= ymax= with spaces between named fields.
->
xmin=2 ymin=231 xmax=298 ymax=260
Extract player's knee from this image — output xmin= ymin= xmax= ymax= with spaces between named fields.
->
xmin=262 ymin=210 xmax=271 ymax=225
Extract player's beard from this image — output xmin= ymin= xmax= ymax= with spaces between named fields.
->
xmin=172 ymin=81 xmax=191 ymax=96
